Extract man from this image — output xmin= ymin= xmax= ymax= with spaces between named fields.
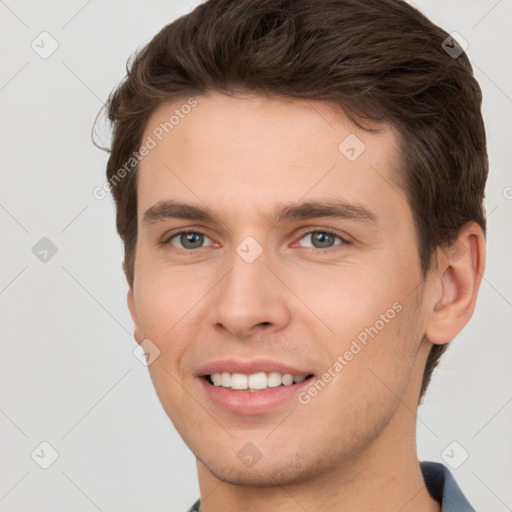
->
xmin=102 ymin=0 xmax=487 ymax=510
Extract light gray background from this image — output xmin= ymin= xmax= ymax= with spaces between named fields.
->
xmin=1 ymin=1 xmax=511 ymax=511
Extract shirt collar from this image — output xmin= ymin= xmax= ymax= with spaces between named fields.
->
xmin=420 ymin=461 xmax=476 ymax=512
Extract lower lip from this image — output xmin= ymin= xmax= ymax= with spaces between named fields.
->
xmin=198 ymin=377 xmax=313 ymax=414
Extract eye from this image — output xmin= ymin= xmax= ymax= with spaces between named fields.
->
xmin=163 ymin=228 xmax=348 ymax=252
xmin=296 ymin=229 xmax=347 ymax=250
xmin=166 ymin=230 xmax=215 ymax=250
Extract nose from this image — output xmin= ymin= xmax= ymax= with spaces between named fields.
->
xmin=210 ymin=248 xmax=291 ymax=340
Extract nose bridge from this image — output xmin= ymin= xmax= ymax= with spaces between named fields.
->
xmin=211 ymin=242 xmax=290 ymax=337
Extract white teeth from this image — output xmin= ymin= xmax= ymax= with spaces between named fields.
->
xmin=210 ymin=371 xmax=309 ymax=390
xmin=267 ymin=371 xmax=282 ymax=388
xmin=248 ymin=372 xmax=267 ymax=390
xmin=230 ymin=373 xmax=248 ymax=390
xmin=281 ymin=373 xmax=293 ymax=386
xmin=221 ymin=372 xmax=231 ymax=387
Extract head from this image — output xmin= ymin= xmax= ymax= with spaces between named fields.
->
xmin=101 ymin=0 xmax=487 ymax=488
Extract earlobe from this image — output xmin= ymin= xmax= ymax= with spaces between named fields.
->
xmin=127 ymin=288 xmax=143 ymax=345
xmin=425 ymin=222 xmax=486 ymax=345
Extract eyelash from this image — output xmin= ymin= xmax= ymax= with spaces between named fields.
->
xmin=163 ymin=228 xmax=350 ymax=252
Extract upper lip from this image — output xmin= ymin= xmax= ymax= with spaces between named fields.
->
xmin=195 ymin=359 xmax=313 ymax=377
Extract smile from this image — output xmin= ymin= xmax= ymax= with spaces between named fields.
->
xmin=206 ymin=371 xmax=314 ymax=391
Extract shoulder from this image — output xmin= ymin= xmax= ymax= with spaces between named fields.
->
xmin=186 ymin=498 xmax=200 ymax=512
xmin=420 ymin=461 xmax=477 ymax=512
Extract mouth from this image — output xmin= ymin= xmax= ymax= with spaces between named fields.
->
xmin=195 ymin=359 xmax=316 ymax=413
xmin=202 ymin=371 xmax=315 ymax=392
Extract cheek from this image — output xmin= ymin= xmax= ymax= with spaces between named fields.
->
xmin=299 ymin=303 xmax=420 ymax=452
xmin=341 ymin=296 xmax=423 ymax=415
xmin=133 ymin=260 xmax=205 ymax=338
xmin=298 ymin=262 xmax=422 ymax=399
xmin=133 ymin=277 xmax=197 ymax=426
xmin=298 ymin=263 xmax=408 ymax=339
xmin=131 ymin=271 xmax=200 ymax=400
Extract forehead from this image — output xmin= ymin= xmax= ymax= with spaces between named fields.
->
xmin=137 ymin=92 xmax=405 ymax=222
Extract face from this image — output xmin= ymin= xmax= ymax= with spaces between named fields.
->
xmin=128 ymin=92 xmax=436 ymax=486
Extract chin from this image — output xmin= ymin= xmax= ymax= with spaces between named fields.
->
xmin=196 ymin=446 xmax=331 ymax=488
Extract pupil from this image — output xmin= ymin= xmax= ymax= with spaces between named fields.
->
xmin=183 ymin=232 xmax=203 ymax=248
xmin=313 ymin=232 xmax=333 ymax=248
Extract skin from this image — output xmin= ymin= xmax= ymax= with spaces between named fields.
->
xmin=127 ymin=91 xmax=485 ymax=512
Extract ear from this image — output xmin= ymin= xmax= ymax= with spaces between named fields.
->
xmin=425 ymin=222 xmax=486 ymax=345
xmin=127 ymin=288 xmax=144 ymax=345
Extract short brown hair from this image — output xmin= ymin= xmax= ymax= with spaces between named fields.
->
xmin=100 ymin=0 xmax=488 ymax=401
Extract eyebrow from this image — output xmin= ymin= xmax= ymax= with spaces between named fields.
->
xmin=142 ymin=199 xmax=378 ymax=227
